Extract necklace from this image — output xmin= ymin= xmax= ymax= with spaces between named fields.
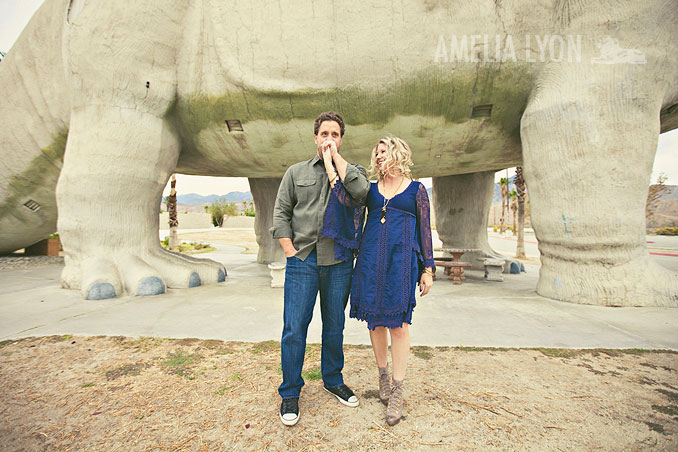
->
xmin=380 ymin=177 xmax=405 ymax=224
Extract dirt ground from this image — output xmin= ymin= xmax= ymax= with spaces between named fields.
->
xmin=1 ymin=337 xmax=677 ymax=451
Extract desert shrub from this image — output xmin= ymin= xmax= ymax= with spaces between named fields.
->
xmin=209 ymin=201 xmax=238 ymax=227
xmin=189 ymin=241 xmax=209 ymax=250
xmin=656 ymin=227 xmax=678 ymax=236
xmin=177 ymin=242 xmax=211 ymax=252
xmin=160 ymin=238 xmax=212 ymax=253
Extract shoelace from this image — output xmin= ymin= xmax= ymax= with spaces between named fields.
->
xmin=388 ymin=385 xmax=403 ymax=412
xmin=336 ymin=386 xmax=353 ymax=399
xmin=282 ymin=399 xmax=298 ymax=412
xmin=379 ymin=373 xmax=390 ymax=398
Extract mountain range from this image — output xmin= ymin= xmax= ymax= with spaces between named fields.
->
xmin=173 ymin=192 xmax=253 ymax=206
xmin=172 ymin=182 xmax=677 ymax=207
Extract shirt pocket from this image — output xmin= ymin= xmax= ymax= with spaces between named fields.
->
xmin=295 ymin=179 xmax=317 ymax=203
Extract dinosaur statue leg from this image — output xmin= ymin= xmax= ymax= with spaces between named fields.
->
xmin=433 ymin=172 xmax=524 ymax=274
xmin=56 ymin=107 xmax=225 ymax=300
xmin=248 ymin=178 xmax=285 ymax=265
xmin=57 ymin=1 xmax=224 ymax=300
xmin=521 ymin=64 xmax=677 ymax=307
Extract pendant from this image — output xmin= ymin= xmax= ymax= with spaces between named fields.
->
xmin=380 ymin=217 xmax=386 ymax=224
xmin=380 ymin=207 xmax=386 ymax=223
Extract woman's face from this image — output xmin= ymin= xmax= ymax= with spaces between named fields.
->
xmin=375 ymin=143 xmax=389 ymax=173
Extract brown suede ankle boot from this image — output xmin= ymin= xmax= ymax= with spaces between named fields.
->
xmin=386 ymin=378 xmax=404 ymax=426
xmin=378 ymin=366 xmax=390 ymax=405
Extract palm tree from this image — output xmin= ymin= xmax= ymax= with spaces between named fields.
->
xmin=499 ymin=177 xmax=509 ymax=234
xmin=509 ymin=189 xmax=518 ymax=236
xmin=168 ymin=174 xmax=179 ymax=250
xmin=646 ymin=172 xmax=669 ymax=226
xmin=515 ymin=166 xmax=527 ymax=259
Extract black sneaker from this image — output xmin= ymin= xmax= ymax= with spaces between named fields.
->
xmin=280 ymin=398 xmax=299 ymax=426
xmin=324 ymin=384 xmax=359 ymax=407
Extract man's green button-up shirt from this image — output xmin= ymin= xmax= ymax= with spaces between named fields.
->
xmin=271 ymin=155 xmax=370 ymax=266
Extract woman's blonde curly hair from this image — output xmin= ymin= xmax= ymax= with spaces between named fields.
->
xmin=368 ymin=136 xmax=414 ymax=181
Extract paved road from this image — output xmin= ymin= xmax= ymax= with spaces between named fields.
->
xmin=1 ymin=231 xmax=676 ymax=349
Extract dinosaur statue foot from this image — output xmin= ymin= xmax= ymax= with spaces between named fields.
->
xmin=537 ymin=255 xmax=678 ymax=307
xmin=62 ymin=248 xmax=227 ymax=300
xmin=154 ymin=247 xmax=227 ymax=284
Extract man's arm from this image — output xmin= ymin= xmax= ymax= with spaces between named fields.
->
xmin=334 ymin=153 xmax=370 ymax=200
xmin=270 ymin=169 xmax=297 ymax=258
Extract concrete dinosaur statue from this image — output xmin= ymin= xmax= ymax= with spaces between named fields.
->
xmin=1 ymin=0 xmax=676 ymax=306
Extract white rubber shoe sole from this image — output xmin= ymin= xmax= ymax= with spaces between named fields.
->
xmin=323 ymin=386 xmax=360 ymax=407
xmin=280 ymin=411 xmax=299 ymax=426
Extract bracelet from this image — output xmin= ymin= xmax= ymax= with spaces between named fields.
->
xmin=423 ymin=267 xmax=434 ymax=276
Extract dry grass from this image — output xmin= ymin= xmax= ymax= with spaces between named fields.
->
xmin=177 ymin=231 xmax=259 ymax=255
xmin=1 ymin=336 xmax=677 ymax=451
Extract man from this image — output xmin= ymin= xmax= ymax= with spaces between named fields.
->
xmin=271 ymin=112 xmax=370 ymax=426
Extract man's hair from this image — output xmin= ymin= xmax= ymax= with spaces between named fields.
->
xmin=313 ymin=111 xmax=345 ymax=136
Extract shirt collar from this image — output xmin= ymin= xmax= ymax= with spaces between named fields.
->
xmin=311 ymin=154 xmax=322 ymax=166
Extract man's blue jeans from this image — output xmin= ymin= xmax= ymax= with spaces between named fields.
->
xmin=279 ymin=250 xmax=353 ymax=399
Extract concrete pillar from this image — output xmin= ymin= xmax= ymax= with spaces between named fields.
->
xmin=432 ymin=171 xmax=521 ymax=273
xmin=268 ymin=262 xmax=286 ymax=288
xmin=248 ymin=177 xmax=285 ymax=265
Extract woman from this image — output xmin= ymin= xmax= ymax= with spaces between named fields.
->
xmin=321 ymin=136 xmax=435 ymax=426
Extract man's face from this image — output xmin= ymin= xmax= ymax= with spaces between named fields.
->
xmin=314 ymin=120 xmax=343 ymax=158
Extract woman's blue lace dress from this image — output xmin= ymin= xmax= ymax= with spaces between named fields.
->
xmin=321 ymin=180 xmax=435 ymax=330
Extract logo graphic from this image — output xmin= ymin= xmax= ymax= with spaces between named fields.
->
xmin=590 ymin=37 xmax=646 ymax=64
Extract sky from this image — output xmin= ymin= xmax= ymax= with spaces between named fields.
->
xmin=2 ymin=1 xmax=676 ymax=196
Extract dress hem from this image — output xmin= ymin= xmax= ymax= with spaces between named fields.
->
xmin=350 ymin=303 xmax=416 ymax=331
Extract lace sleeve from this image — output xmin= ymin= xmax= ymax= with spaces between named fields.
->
xmin=321 ymin=179 xmax=366 ymax=261
xmin=332 ymin=177 xmax=365 ymax=208
xmin=416 ymin=183 xmax=435 ymax=270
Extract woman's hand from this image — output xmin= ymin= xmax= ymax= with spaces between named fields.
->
xmin=322 ymin=145 xmax=333 ymax=165
xmin=322 ymin=140 xmax=337 ymax=159
xmin=322 ymin=141 xmax=339 ymax=185
xmin=419 ymin=272 xmax=433 ymax=296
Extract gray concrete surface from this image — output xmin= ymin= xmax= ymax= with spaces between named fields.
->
xmin=1 ymin=231 xmax=677 ymax=349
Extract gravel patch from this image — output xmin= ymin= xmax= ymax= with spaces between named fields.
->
xmin=0 ymin=255 xmax=64 ymax=270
